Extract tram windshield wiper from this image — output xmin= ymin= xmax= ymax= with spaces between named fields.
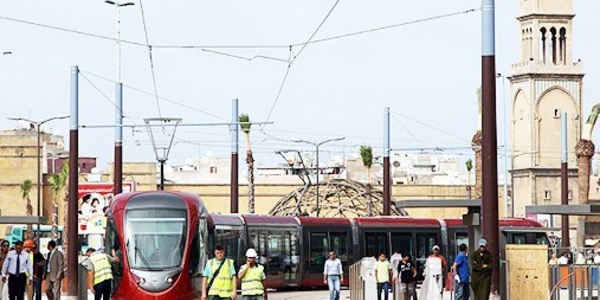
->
xmin=134 ymin=246 xmax=153 ymax=271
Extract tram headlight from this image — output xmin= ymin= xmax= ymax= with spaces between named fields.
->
xmin=165 ymin=276 xmax=173 ymax=283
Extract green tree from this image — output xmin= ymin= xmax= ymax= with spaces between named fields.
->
xmin=239 ymin=114 xmax=255 ymax=213
xmin=21 ymin=179 xmax=34 ymax=240
xmin=360 ymin=145 xmax=374 ymax=216
xmin=48 ymin=163 xmax=68 ymax=240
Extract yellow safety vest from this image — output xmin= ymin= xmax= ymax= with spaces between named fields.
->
xmin=241 ymin=264 xmax=264 ymax=296
xmin=90 ymin=253 xmax=113 ymax=286
xmin=208 ymin=258 xmax=234 ymax=297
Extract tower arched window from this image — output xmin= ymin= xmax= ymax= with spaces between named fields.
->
xmin=550 ymin=27 xmax=557 ymax=64
xmin=559 ymin=27 xmax=567 ymax=65
xmin=540 ymin=27 xmax=547 ymax=63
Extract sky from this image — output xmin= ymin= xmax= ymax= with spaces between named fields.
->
xmin=1 ymin=0 xmax=599 ymax=171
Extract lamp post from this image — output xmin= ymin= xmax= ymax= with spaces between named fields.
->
xmin=105 ymin=0 xmax=134 ymax=195
xmin=7 ymin=115 xmax=69 ymax=244
xmin=292 ymin=137 xmax=345 ymax=216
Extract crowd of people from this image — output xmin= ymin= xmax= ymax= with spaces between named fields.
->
xmin=320 ymin=238 xmax=495 ymax=300
xmin=0 ymin=239 xmax=64 ymax=300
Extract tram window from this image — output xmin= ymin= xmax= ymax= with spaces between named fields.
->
xmin=267 ymin=232 xmax=283 ymax=271
xmin=214 ymin=228 xmax=242 ymax=265
xmin=189 ymin=229 xmax=200 ymax=275
xmin=511 ymin=233 xmax=527 ymax=244
xmin=415 ymin=233 xmax=437 ymax=281
xmin=309 ymin=232 xmax=328 ymax=267
xmin=391 ymin=233 xmax=413 ymax=258
xmin=535 ymin=233 xmax=550 ymax=245
xmin=365 ymin=233 xmax=388 ymax=258
xmin=329 ymin=232 xmax=349 ymax=263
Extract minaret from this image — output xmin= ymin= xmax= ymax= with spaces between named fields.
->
xmin=510 ymin=0 xmax=583 ymax=234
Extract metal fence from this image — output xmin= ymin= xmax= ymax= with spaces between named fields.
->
xmin=349 ymin=260 xmax=364 ymax=300
xmin=549 ymin=265 xmax=600 ymax=300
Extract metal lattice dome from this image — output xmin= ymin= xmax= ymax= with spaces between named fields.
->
xmin=269 ymin=178 xmax=408 ymax=217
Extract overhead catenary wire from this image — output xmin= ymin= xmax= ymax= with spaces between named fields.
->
xmin=262 ymin=0 xmax=341 ymax=131
xmin=138 ymin=0 xmax=162 ymax=120
xmin=80 ymin=72 xmax=138 ymax=126
xmin=0 ymin=7 xmax=478 ymax=50
xmin=391 ymin=111 xmax=471 ymax=143
xmin=81 ymin=70 xmax=226 ymax=121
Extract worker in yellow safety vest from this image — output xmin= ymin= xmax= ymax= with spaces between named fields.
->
xmin=202 ymin=244 xmax=237 ymax=300
xmin=87 ymin=248 xmax=119 ymax=300
xmin=238 ymin=248 xmax=267 ymax=300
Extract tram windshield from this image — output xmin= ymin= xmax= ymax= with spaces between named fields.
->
xmin=126 ymin=209 xmax=187 ymax=270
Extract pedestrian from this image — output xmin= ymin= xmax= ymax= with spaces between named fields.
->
xmin=420 ymin=246 xmax=444 ymax=300
xmin=374 ymin=253 xmax=392 ymax=300
xmin=22 ymin=241 xmax=34 ymax=300
xmin=1 ymin=241 xmax=33 ymax=300
xmin=470 ymin=239 xmax=493 ymax=300
xmin=398 ymin=254 xmax=416 ymax=300
xmin=43 ymin=241 xmax=63 ymax=300
xmin=201 ymin=244 xmax=237 ymax=300
xmin=558 ymin=252 xmax=570 ymax=265
xmin=451 ymin=244 xmax=470 ymax=300
xmin=87 ymin=247 xmax=119 ymax=300
xmin=238 ymin=248 xmax=267 ymax=300
xmin=29 ymin=244 xmax=44 ymax=300
xmin=323 ymin=250 xmax=343 ymax=300
xmin=0 ymin=240 xmax=10 ymax=300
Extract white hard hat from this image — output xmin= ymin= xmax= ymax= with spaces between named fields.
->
xmin=246 ymin=248 xmax=258 ymax=258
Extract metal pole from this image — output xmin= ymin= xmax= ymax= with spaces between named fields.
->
xmin=116 ymin=3 xmax=122 ymax=83
xmin=160 ymin=160 xmax=165 ymax=191
xmin=230 ymin=99 xmax=239 ymax=213
xmin=36 ymin=123 xmax=41 ymax=245
xmin=114 ymin=83 xmax=123 ymax=194
xmin=316 ymin=144 xmax=320 ymax=217
xmin=66 ymin=65 xmax=79 ymax=299
xmin=561 ymin=112 xmax=570 ymax=248
xmin=481 ymin=0 xmax=500 ymax=295
xmin=383 ymin=107 xmax=391 ymax=216
xmin=501 ymin=75 xmax=509 ymax=217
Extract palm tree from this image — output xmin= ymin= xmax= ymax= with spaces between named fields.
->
xmin=21 ymin=179 xmax=34 ymax=240
xmin=360 ymin=145 xmax=373 ymax=216
xmin=48 ymin=163 xmax=68 ymax=241
xmin=465 ymin=159 xmax=473 ymax=199
xmin=576 ymin=104 xmax=600 ymax=247
xmin=239 ymin=114 xmax=255 ymax=213
xmin=466 ymin=159 xmax=473 ymax=185
xmin=472 ymin=87 xmax=483 ymax=199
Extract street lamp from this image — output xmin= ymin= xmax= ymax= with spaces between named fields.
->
xmin=7 ymin=115 xmax=69 ymax=244
xmin=291 ymin=137 xmax=346 ymax=216
xmin=497 ymin=73 xmax=510 ymax=219
xmin=104 ymin=0 xmax=134 ymax=83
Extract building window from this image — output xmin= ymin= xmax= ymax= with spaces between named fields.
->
xmin=543 ymin=190 xmax=551 ymax=201
xmin=554 ymin=109 xmax=560 ymax=118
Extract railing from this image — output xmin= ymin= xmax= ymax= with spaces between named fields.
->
xmin=349 ymin=261 xmax=364 ymax=300
xmin=549 ymin=265 xmax=600 ymax=300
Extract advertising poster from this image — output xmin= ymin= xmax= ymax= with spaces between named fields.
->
xmin=78 ymin=182 xmax=135 ymax=235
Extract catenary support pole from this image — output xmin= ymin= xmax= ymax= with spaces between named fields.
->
xmin=114 ymin=83 xmax=123 ymax=194
xmin=231 ymin=99 xmax=239 ymax=213
xmin=481 ymin=0 xmax=500 ymax=296
xmin=66 ymin=65 xmax=79 ymax=299
xmin=383 ymin=107 xmax=391 ymax=215
xmin=561 ymin=112 xmax=570 ymax=248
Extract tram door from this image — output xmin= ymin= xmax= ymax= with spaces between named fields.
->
xmin=283 ymin=231 xmax=300 ymax=286
xmin=267 ymin=231 xmax=284 ymax=286
xmin=415 ymin=232 xmax=437 ymax=281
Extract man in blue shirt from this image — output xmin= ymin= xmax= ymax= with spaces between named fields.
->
xmin=451 ymin=244 xmax=470 ymax=300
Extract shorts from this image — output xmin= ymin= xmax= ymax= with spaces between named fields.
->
xmin=399 ymin=282 xmax=415 ymax=294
